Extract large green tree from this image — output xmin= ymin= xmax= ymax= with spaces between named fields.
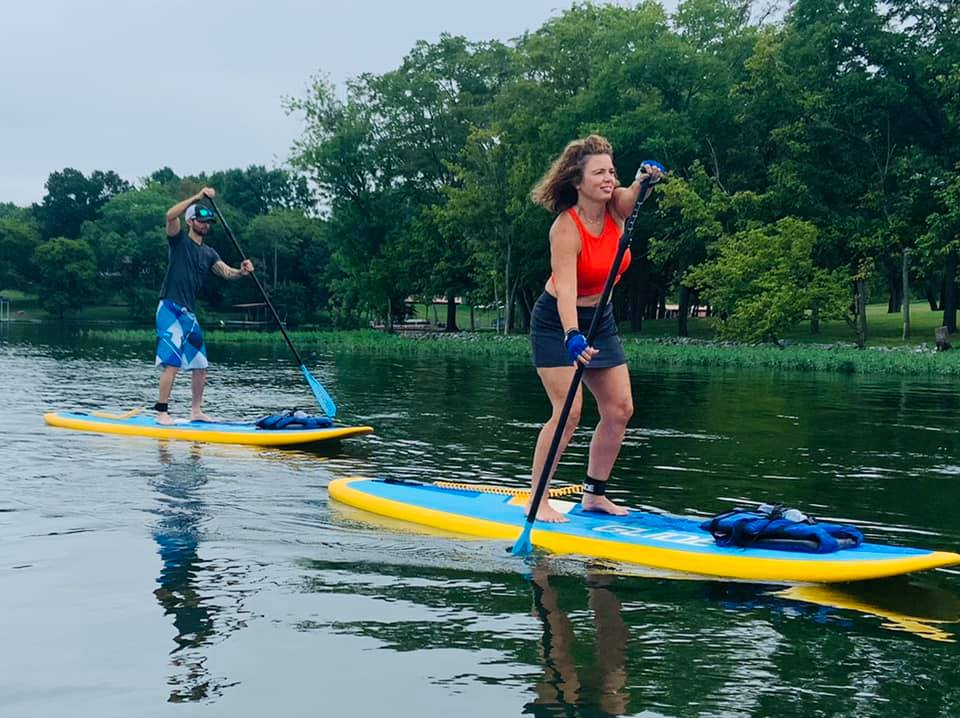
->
xmin=289 ymin=75 xmax=415 ymax=327
xmin=79 ymin=184 xmax=175 ymax=317
xmin=290 ymin=36 xmax=513 ymax=329
xmin=239 ymin=210 xmax=333 ymax=325
xmin=33 ymin=168 xmax=130 ymax=239
xmin=686 ymin=217 xmax=848 ymax=342
xmin=32 ymin=238 xmax=98 ymax=318
xmin=0 ymin=216 xmax=41 ymax=290
xmin=205 ymin=166 xmax=313 ymax=216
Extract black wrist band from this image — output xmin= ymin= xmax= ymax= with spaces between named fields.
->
xmin=153 ymin=402 xmax=169 ymax=413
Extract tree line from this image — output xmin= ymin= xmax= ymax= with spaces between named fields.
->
xmin=1 ymin=0 xmax=957 ymax=343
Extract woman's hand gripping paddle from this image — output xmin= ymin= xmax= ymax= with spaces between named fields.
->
xmin=206 ymin=196 xmax=338 ymax=418
xmin=510 ymin=164 xmax=663 ymax=558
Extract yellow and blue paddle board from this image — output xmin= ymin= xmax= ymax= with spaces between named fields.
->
xmin=44 ymin=410 xmax=373 ymax=446
xmin=329 ymin=477 xmax=960 ymax=584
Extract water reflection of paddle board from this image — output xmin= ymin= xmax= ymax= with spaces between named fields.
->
xmin=328 ymin=477 xmax=960 ymax=584
xmin=44 ymin=409 xmax=373 ymax=446
xmin=777 ymin=582 xmax=960 ymax=642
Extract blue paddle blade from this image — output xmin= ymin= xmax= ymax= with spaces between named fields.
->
xmin=511 ymin=525 xmax=534 ymax=557
xmin=300 ymin=364 xmax=337 ymax=418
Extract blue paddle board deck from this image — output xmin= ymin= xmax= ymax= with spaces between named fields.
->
xmin=329 ymin=477 xmax=960 ymax=583
xmin=44 ymin=410 xmax=373 ymax=446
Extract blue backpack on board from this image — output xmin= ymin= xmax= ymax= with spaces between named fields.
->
xmin=701 ymin=503 xmax=864 ymax=554
xmin=255 ymin=409 xmax=333 ymax=430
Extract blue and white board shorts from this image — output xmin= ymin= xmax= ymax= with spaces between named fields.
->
xmin=155 ymin=299 xmax=208 ymax=371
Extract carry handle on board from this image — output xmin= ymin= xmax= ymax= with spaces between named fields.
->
xmin=205 ymin=196 xmax=338 ymax=418
xmin=510 ymin=173 xmax=657 ymax=557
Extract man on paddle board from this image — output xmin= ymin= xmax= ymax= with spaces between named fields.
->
xmin=154 ymin=188 xmax=253 ymax=425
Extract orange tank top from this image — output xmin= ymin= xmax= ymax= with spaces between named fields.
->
xmin=552 ymin=208 xmax=631 ymax=297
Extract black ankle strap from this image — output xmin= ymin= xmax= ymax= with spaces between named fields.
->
xmin=583 ymin=477 xmax=607 ymax=496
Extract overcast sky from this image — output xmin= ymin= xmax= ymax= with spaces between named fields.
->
xmin=2 ymin=0 xmax=677 ymax=207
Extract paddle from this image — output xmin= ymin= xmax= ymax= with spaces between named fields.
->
xmin=205 ymin=196 xmax=338 ymax=418
xmin=511 ymin=170 xmax=659 ymax=557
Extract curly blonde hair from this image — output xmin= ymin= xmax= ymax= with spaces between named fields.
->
xmin=530 ymin=134 xmax=615 ymax=214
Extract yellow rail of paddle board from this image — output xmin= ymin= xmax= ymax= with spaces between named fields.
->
xmin=329 ymin=477 xmax=960 ymax=584
xmin=44 ymin=412 xmax=373 ymax=446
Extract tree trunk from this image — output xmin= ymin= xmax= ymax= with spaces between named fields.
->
xmin=386 ymin=297 xmax=393 ymax=332
xmin=631 ymin=299 xmax=643 ymax=332
xmin=445 ymin=292 xmax=459 ymax=332
xmin=492 ymin=271 xmax=500 ymax=335
xmin=628 ymin=276 xmax=643 ymax=332
xmin=470 ymin=304 xmax=475 ymax=331
xmin=902 ymin=249 xmax=910 ymax=341
xmin=887 ymin=267 xmax=902 ymax=313
xmin=943 ymin=251 xmax=958 ymax=333
xmin=677 ymin=285 xmax=691 ymax=338
xmin=517 ymin=287 xmax=533 ymax=331
xmin=503 ymin=242 xmax=511 ymax=335
xmin=507 ymin=277 xmax=528 ymax=333
xmin=925 ymin=280 xmax=939 ymax=311
xmin=935 ymin=326 xmax=952 ymax=351
xmin=810 ymin=305 xmax=820 ymax=335
xmin=854 ymin=279 xmax=868 ymax=349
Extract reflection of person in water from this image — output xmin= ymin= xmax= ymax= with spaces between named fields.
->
xmin=525 ymin=567 xmax=630 ymax=716
xmin=152 ymin=442 xmax=224 ymax=703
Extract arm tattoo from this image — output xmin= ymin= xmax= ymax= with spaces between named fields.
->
xmin=213 ymin=261 xmax=239 ymax=280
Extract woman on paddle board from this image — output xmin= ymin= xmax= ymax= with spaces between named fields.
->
xmin=527 ymin=135 xmax=661 ymax=522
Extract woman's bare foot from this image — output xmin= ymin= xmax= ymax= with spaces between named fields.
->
xmin=190 ymin=412 xmax=216 ymax=423
xmin=581 ymin=494 xmax=629 ymax=516
xmin=525 ymin=500 xmax=569 ymax=523
xmin=156 ymin=412 xmax=174 ymax=426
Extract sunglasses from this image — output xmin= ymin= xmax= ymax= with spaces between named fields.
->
xmin=193 ymin=207 xmax=216 ymax=222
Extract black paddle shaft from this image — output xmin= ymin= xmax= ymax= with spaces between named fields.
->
xmin=523 ymin=178 xmax=653 ymax=526
xmin=205 ymin=196 xmax=306 ymax=367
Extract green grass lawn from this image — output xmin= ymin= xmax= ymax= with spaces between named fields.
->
xmin=0 ymin=293 xmax=138 ymax=322
xmin=445 ymin=299 xmax=954 ymax=346
xmin=626 ymin=301 xmax=954 ymax=346
xmin=406 ymin=303 xmax=503 ymax=330
xmin=0 ymin=290 xmax=39 ymax=319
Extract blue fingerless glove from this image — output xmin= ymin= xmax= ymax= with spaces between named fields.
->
xmin=636 ymin=160 xmax=666 ymax=184
xmin=564 ymin=329 xmax=588 ymax=363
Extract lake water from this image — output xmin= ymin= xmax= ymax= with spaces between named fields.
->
xmin=2 ymin=323 xmax=959 ymax=717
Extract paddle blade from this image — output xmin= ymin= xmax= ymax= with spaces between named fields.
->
xmin=510 ymin=524 xmax=535 ymax=558
xmin=300 ymin=364 xmax=337 ymax=418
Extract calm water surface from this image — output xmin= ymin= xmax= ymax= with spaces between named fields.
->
xmin=2 ymin=323 xmax=959 ymax=717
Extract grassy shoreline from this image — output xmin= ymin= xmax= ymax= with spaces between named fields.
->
xmin=80 ymin=327 xmax=960 ymax=376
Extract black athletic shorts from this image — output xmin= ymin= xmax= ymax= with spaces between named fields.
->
xmin=529 ymin=292 xmax=627 ymax=369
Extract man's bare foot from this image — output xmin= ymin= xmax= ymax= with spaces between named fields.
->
xmin=524 ymin=501 xmax=569 ymax=523
xmin=581 ymin=494 xmax=629 ymax=516
xmin=190 ymin=412 xmax=216 ymax=423
xmin=156 ymin=412 xmax=175 ymax=425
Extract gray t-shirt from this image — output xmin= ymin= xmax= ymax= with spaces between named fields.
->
xmin=159 ymin=230 xmax=222 ymax=310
